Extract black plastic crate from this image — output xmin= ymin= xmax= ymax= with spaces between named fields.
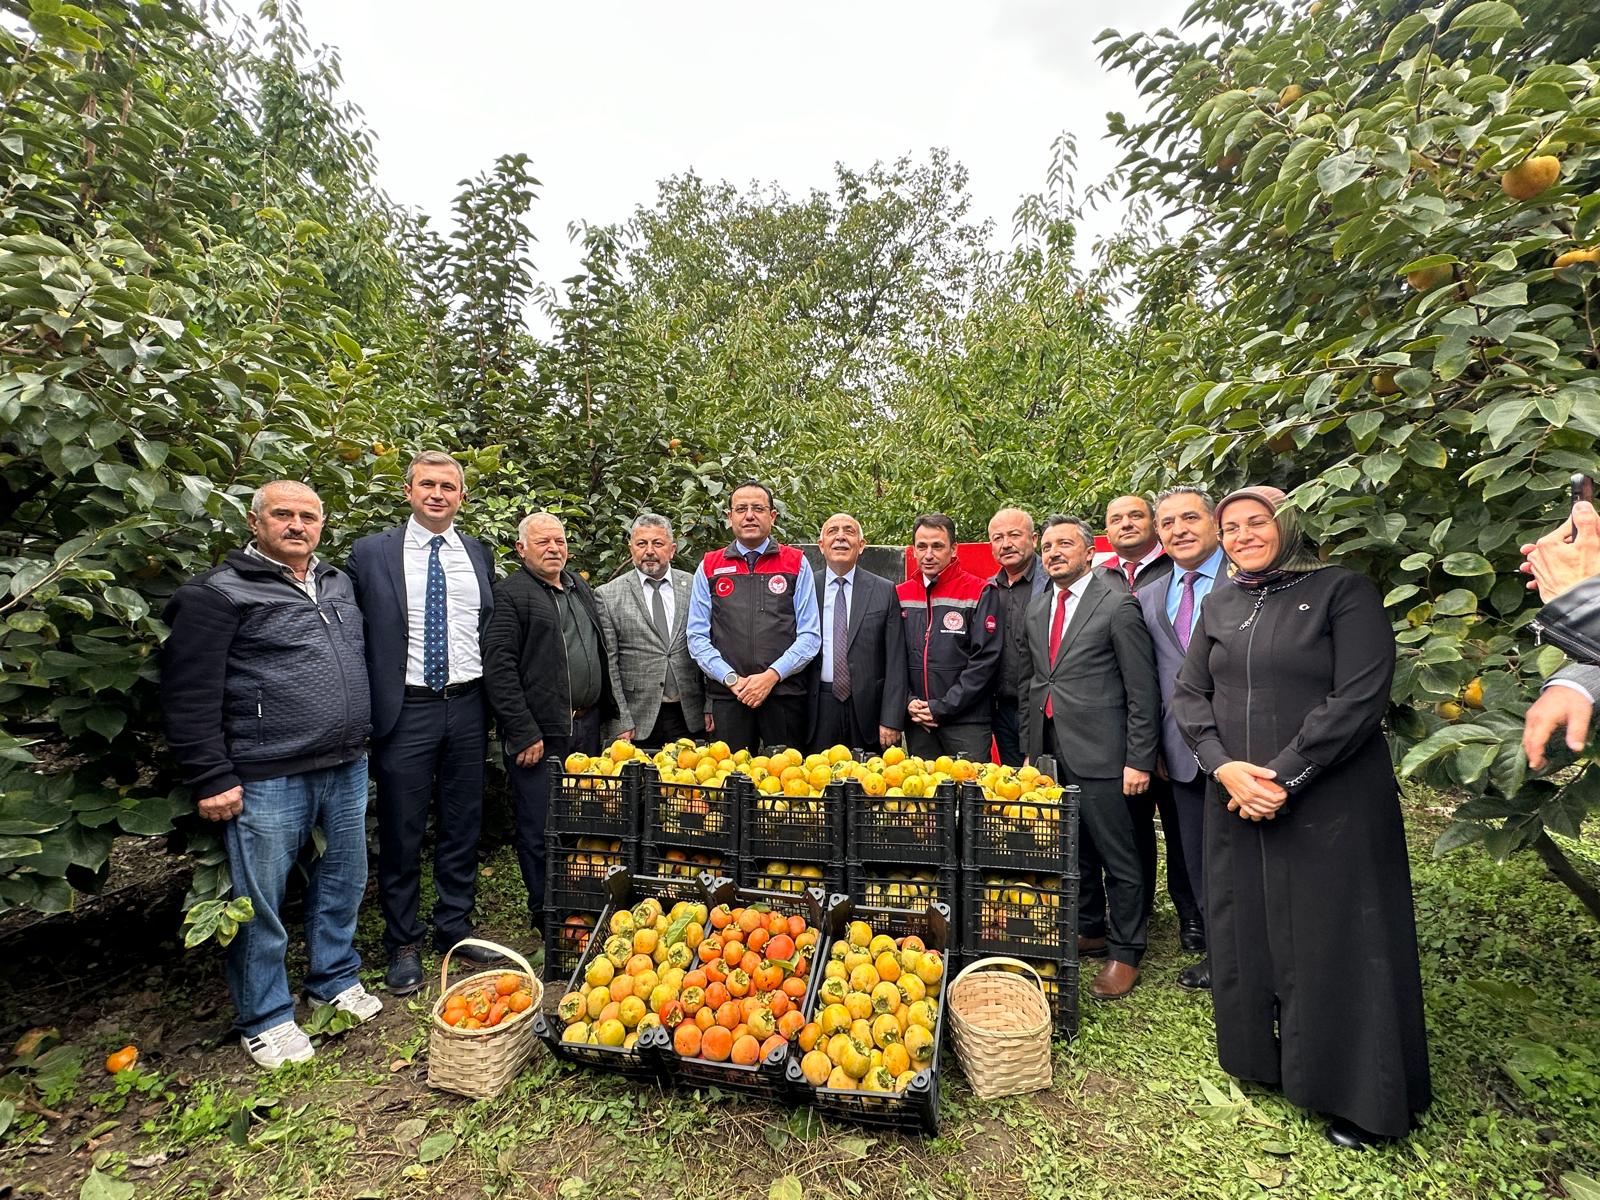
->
xmin=960 ymin=783 xmax=1080 ymax=875
xmin=746 ymin=857 xmax=845 ymax=897
xmin=657 ymin=881 xmax=829 ymax=1102
xmin=535 ymin=868 xmax=713 ymax=1076
xmin=544 ymin=833 xmax=638 ymax=915
xmin=743 ymin=781 xmax=847 ymax=863
xmin=843 ymin=779 xmax=957 ymax=868
xmin=641 ymin=842 xmax=737 ymax=884
xmin=956 ymin=953 xmax=1079 ymax=1041
xmin=541 ymin=911 xmax=602 ymax=1004
xmin=784 ymin=896 xmax=951 ymax=1135
xmin=642 ymin=764 xmax=744 ymax=855
xmin=960 ymin=872 xmax=1080 ymax=960
xmin=846 ymin=863 xmax=958 ymax=917
xmin=546 ymin=758 xmax=643 ymax=840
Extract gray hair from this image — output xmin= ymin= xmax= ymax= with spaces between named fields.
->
xmin=1041 ymin=514 xmax=1096 ymax=548
xmin=518 ymin=511 xmax=566 ymax=543
xmin=405 ymin=450 xmax=465 ymax=487
xmin=631 ymin=512 xmax=675 ymax=541
xmin=250 ymin=480 xmax=321 ymax=518
xmin=1155 ymin=486 xmax=1215 ymax=516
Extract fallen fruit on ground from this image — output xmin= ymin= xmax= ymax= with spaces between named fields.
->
xmin=105 ymin=1045 xmax=138 ymax=1074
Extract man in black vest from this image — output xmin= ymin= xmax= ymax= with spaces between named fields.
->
xmin=687 ymin=481 xmax=821 ymax=752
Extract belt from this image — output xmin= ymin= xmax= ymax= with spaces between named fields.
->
xmin=404 ymin=678 xmax=482 ymax=700
xmin=572 ymin=705 xmax=594 ymax=722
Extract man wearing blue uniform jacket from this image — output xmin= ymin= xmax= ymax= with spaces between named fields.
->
xmin=687 ymin=480 xmax=820 ymax=752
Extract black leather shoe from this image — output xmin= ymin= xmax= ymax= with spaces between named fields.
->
xmin=439 ymin=938 xmax=506 ymax=968
xmin=1324 ymin=1118 xmax=1385 ymax=1150
xmin=1178 ymin=921 xmax=1207 ymax=953
xmin=386 ymin=945 xmax=424 ymax=995
xmin=1177 ymin=959 xmax=1211 ymax=991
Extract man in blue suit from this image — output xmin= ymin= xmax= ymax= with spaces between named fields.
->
xmin=1137 ymin=486 xmax=1226 ymax=991
xmin=346 ymin=451 xmax=498 ymax=994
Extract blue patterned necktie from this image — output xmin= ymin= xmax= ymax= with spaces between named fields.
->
xmin=424 ymin=534 xmax=449 ymax=691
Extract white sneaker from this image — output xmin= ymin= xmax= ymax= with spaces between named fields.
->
xmin=313 ymin=982 xmax=383 ymax=1023
xmin=242 ymin=1020 xmax=314 ymax=1069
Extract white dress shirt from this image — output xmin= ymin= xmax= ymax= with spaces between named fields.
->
xmin=638 ymin=569 xmax=676 ymax=633
xmin=820 ymin=566 xmax=856 ymax=684
xmin=403 ymin=516 xmax=483 ymax=686
xmin=1050 ymin=572 xmax=1093 ymax=645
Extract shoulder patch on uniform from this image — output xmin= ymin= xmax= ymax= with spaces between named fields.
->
xmin=985 ymin=614 xmax=997 ymax=633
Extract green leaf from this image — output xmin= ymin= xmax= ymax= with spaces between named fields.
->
xmin=1441 ymin=552 xmax=1493 ymax=576
xmin=1380 ymin=12 xmax=1432 ymax=59
xmin=1450 ymin=1 xmax=1523 ymax=37
xmin=0 ymin=1098 xmax=13 ymax=1137
xmin=769 ymin=1177 xmax=804 ymax=1200
xmin=1561 ymin=1171 xmax=1600 ymax=1200
xmin=79 ymin=1168 xmax=134 ymax=1200
xmin=1472 ymin=282 xmax=1527 ymax=308
xmin=417 ymin=1131 xmax=456 ymax=1163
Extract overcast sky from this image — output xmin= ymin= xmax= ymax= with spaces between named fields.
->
xmin=291 ymin=1 xmax=1192 ymax=305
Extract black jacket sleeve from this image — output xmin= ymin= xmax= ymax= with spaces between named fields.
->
xmin=1535 ymin=575 xmax=1600 ymax=666
xmin=928 ymin=585 xmax=1003 ymax=721
xmin=482 ymin=581 xmax=542 ymax=755
xmin=879 ymin=586 xmax=909 ymax=731
xmin=1110 ymin=593 xmax=1160 ymax=772
xmin=160 ymin=581 xmax=242 ymax=798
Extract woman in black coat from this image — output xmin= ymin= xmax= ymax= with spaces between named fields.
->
xmin=1171 ymin=485 xmax=1431 ymax=1147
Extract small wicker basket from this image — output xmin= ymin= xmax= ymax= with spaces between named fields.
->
xmin=946 ymin=956 xmax=1053 ymax=1099
xmin=426 ymin=938 xmax=543 ymax=1100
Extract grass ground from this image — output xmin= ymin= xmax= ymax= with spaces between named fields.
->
xmin=2 ymin=786 xmax=1598 ymax=1200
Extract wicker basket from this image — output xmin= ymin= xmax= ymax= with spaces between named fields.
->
xmin=946 ymin=956 xmax=1053 ymax=1099
xmin=427 ymin=938 xmax=543 ymax=1100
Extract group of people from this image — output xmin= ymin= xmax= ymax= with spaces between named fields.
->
xmin=163 ymin=449 xmax=1459 ymax=1151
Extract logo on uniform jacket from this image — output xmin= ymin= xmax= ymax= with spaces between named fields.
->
xmin=767 ymin=575 xmax=788 ymax=595
xmin=714 ymin=576 xmax=735 ymax=597
xmin=984 ymin=614 xmax=997 ymax=633
xmin=942 ymin=610 xmax=964 ymax=632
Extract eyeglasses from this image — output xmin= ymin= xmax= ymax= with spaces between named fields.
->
xmin=732 ymin=504 xmax=770 ymax=515
xmin=1219 ymin=516 xmax=1276 ymax=538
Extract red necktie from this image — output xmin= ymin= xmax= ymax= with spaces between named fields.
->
xmin=1045 ymin=587 xmax=1068 ymax=717
xmin=1122 ymin=558 xmax=1138 ymax=590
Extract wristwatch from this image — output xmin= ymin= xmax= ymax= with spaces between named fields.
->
xmin=723 ymin=671 xmax=738 ymax=686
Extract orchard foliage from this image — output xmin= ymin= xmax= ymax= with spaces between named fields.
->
xmin=1100 ymin=0 xmax=1600 ymax=900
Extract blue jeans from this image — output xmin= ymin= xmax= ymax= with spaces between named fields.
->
xmin=223 ymin=758 xmax=370 ymax=1036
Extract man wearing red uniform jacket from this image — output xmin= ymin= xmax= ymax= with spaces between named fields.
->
xmin=687 ymin=480 xmax=821 ymax=752
xmin=896 ymin=513 xmax=1003 ymax=761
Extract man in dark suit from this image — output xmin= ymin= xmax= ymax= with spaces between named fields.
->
xmin=595 ymin=514 xmax=707 ymax=748
xmin=988 ymin=507 xmax=1049 ymax=766
xmin=346 ymin=451 xmax=498 ymax=995
xmin=1139 ymin=487 xmax=1227 ymax=991
xmin=1102 ymin=493 xmax=1202 ymax=956
xmin=1022 ymin=515 xmax=1159 ymax=1000
xmin=483 ymin=512 xmax=617 ymax=930
xmin=806 ymin=513 xmax=907 ymax=753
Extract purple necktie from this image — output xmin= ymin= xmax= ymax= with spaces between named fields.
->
xmin=832 ymin=577 xmax=851 ymax=701
xmin=1175 ymin=570 xmax=1201 ymax=650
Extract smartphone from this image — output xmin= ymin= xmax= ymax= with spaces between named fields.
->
xmin=1573 ymin=472 xmax=1595 ymax=506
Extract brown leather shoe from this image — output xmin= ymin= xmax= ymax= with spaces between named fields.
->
xmin=1077 ymin=935 xmax=1109 ymax=958
xmin=1090 ymin=960 xmax=1140 ymax=1000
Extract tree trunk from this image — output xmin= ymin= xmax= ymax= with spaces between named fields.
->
xmin=1532 ymin=831 xmax=1600 ymax=923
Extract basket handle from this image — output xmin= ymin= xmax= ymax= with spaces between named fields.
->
xmin=436 ymin=938 xmax=536 ymax=994
xmin=951 ymin=955 xmax=1044 ymax=994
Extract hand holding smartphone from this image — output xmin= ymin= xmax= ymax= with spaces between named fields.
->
xmin=1520 ymin=472 xmax=1600 ymax=599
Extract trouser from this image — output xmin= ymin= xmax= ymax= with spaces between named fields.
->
xmin=1133 ymin=775 xmax=1204 ymax=932
xmin=991 ymin=696 xmax=1025 ymax=767
xmin=507 ymin=707 xmax=602 ymax=926
xmin=1046 ymin=726 xmax=1148 ymax=966
xmin=373 ymin=687 xmax=486 ymax=953
xmin=711 ymin=693 xmax=807 ymax=754
xmin=1169 ymin=772 xmax=1208 ymax=917
xmin=905 ymin=721 xmax=992 ymax=762
xmin=224 ymin=759 xmax=369 ymax=1036
xmin=811 ymin=692 xmax=866 ymax=755
xmin=640 ymin=699 xmax=694 ymax=748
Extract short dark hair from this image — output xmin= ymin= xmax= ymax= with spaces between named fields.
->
xmin=728 ymin=480 xmax=774 ymax=509
xmin=1154 ymin=486 xmax=1214 ymax=516
xmin=1042 ymin=514 xmax=1095 ymax=547
xmin=911 ymin=513 xmax=957 ymax=543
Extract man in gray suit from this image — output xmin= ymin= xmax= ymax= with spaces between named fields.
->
xmin=806 ymin=513 xmax=907 ymax=753
xmin=596 ymin=514 xmax=708 ymax=747
xmin=1022 ymin=515 xmax=1159 ymax=1000
xmin=1138 ymin=486 xmax=1226 ymax=992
